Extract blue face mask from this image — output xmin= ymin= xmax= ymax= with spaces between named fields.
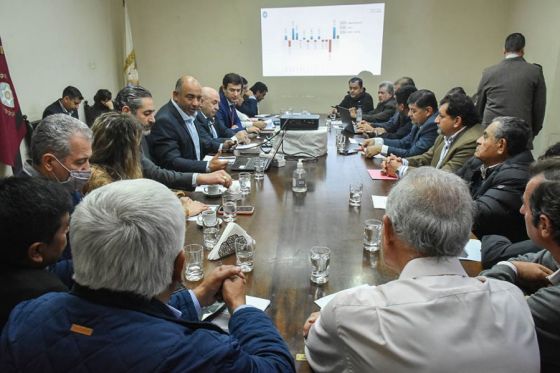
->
xmin=52 ymin=156 xmax=92 ymax=192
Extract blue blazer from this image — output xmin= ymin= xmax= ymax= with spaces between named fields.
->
xmin=383 ymin=113 xmax=438 ymax=157
xmin=238 ymin=97 xmax=258 ymax=117
xmin=216 ymin=89 xmax=244 ymax=133
xmin=148 ymin=100 xmax=211 ymax=173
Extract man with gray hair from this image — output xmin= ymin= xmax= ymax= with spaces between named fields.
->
xmin=21 ymin=113 xmax=92 ymax=207
xmin=456 ymin=116 xmax=534 ymax=242
xmin=303 ymin=167 xmax=539 ymax=372
xmin=351 ymin=81 xmax=396 ymax=123
xmin=1 ymin=179 xmax=295 ymax=372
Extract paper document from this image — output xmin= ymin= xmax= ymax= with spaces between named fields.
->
xmin=209 ymin=295 xmax=271 ymax=332
xmin=368 ymin=169 xmax=397 ymax=180
xmin=202 ymin=155 xmax=236 ymax=163
xmin=236 ymin=143 xmax=260 ymax=150
xmin=371 ymin=195 xmax=387 ymax=209
xmin=459 ymin=239 xmax=482 ymax=261
xmin=315 ymin=284 xmax=371 ymax=309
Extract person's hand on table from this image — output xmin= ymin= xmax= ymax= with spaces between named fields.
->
xmin=364 ymin=145 xmax=382 ymax=158
xmin=373 ymin=127 xmax=387 ymax=136
xmin=221 ymin=273 xmax=247 ymax=314
xmin=303 ymin=312 xmax=321 ymax=338
xmin=235 ymin=131 xmax=250 ymax=144
xmin=209 ymin=151 xmax=228 ymax=171
xmin=252 ymin=121 xmax=266 ymax=130
xmin=180 ymin=197 xmax=208 ymax=217
xmin=382 ymin=154 xmax=402 ymax=177
xmin=361 ymin=138 xmax=375 ymax=147
xmin=197 ymin=170 xmax=232 ymax=188
xmin=511 ymin=261 xmax=554 ymax=287
xmin=193 ymin=265 xmax=245 ymax=307
xmin=246 ymin=126 xmax=261 ymax=134
xmin=356 ymin=120 xmax=374 ymax=134
xmin=222 ymin=140 xmax=237 ymax=152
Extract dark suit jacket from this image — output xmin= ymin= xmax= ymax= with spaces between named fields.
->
xmin=480 ymin=235 xmax=542 ymax=269
xmin=338 ymin=89 xmax=374 ymax=113
xmin=382 ymin=113 xmax=438 ymax=158
xmin=374 ymin=111 xmax=412 ymax=140
xmin=42 ymin=100 xmax=79 ymax=120
xmin=407 ymin=124 xmax=483 ymax=173
xmin=238 ymin=98 xmax=258 ymax=117
xmin=456 ymin=150 xmax=534 ymax=242
xmin=363 ymin=97 xmax=396 ymax=123
xmin=140 ymin=137 xmax=195 ymax=191
xmin=216 ymin=90 xmax=244 ymax=133
xmin=148 ymin=100 xmax=212 ymax=173
xmin=195 ymin=112 xmax=224 ymax=153
xmin=476 ymin=56 xmax=546 ymax=137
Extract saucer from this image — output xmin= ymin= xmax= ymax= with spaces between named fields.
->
xmin=202 ymin=186 xmax=226 ymax=197
xmin=196 ymin=215 xmax=223 ymax=227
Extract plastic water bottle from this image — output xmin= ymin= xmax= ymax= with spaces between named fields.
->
xmin=356 ymin=107 xmax=362 ymax=123
xmin=292 ymin=159 xmax=307 ymax=193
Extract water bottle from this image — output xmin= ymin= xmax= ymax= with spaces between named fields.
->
xmin=292 ymin=159 xmax=307 ymax=193
xmin=355 ymin=107 xmax=362 ymax=132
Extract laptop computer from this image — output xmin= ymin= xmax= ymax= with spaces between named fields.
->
xmin=230 ymin=131 xmax=285 ymax=171
xmin=337 ymin=106 xmax=357 ymax=134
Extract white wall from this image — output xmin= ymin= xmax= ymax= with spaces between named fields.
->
xmin=1 ymin=0 xmax=558 ymax=176
xmin=0 ymin=0 xmax=123 ymax=176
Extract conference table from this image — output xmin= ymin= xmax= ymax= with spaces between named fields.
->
xmin=185 ymin=123 xmax=480 ymax=372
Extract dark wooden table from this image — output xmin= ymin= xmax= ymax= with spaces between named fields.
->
xmin=185 ymin=126 xmax=398 ymax=371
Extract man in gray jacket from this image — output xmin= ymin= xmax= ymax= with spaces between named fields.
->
xmin=476 ymin=32 xmax=546 ymax=140
xmin=482 ymin=159 xmax=560 ymax=372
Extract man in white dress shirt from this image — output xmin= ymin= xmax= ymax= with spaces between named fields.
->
xmin=303 ymin=167 xmax=540 ymax=373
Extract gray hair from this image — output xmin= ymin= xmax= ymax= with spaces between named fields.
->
xmin=491 ymin=116 xmax=531 ymax=156
xmin=379 ymin=81 xmax=394 ymax=95
xmin=70 ymin=179 xmax=185 ymax=298
xmin=114 ymin=85 xmax=152 ymax=114
xmin=385 ymin=167 xmax=473 ymax=257
xmin=31 ymin=114 xmax=92 ymax=165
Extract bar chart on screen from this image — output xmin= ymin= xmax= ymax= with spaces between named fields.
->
xmin=261 ymin=3 xmax=385 ymax=77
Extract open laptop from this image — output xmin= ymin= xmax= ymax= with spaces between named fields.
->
xmin=230 ymin=131 xmax=285 ymax=171
xmin=337 ymin=106 xmax=357 ymax=134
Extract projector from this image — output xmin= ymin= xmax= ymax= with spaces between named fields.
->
xmin=280 ymin=114 xmax=320 ymax=131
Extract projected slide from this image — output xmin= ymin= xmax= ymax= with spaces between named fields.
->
xmin=261 ymin=3 xmax=385 ymax=77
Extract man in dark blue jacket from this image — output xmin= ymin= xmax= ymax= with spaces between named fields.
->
xmin=363 ymin=89 xmax=438 ymax=158
xmin=1 ymin=179 xmax=295 ymax=372
xmin=216 ymin=73 xmax=261 ymax=135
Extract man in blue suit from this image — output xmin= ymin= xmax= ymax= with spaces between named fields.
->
xmin=363 ymin=89 xmax=438 ymax=158
xmin=216 ymin=73 xmax=261 ymax=134
xmin=148 ymin=76 xmax=233 ymax=173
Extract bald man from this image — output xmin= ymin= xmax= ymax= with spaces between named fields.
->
xmin=196 ymin=87 xmax=249 ymax=149
xmin=148 ymin=76 xmax=231 ymax=173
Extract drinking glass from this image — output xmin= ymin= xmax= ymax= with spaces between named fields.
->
xmin=203 ymin=227 xmax=219 ymax=250
xmin=363 ymin=219 xmax=383 ymax=252
xmin=336 ymin=133 xmax=346 ymax=152
xmin=254 ymin=157 xmax=266 ymax=180
xmin=222 ymin=201 xmax=237 ymax=222
xmin=184 ymin=244 xmax=204 ymax=281
xmin=201 ymin=209 xmax=217 ymax=228
xmin=349 ymin=183 xmax=363 ymax=207
xmin=239 ymin=172 xmax=252 ymax=195
xmin=235 ymin=237 xmax=255 ymax=272
xmin=309 ymin=246 xmax=331 ymax=285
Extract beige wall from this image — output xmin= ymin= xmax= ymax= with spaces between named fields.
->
xmin=509 ymin=0 xmax=560 ymax=155
xmin=0 ymin=0 xmax=558 ymax=177
xmin=129 ymin=0 xmax=511 ymax=114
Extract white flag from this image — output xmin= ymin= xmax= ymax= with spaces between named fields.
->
xmin=123 ymin=1 xmax=139 ymax=85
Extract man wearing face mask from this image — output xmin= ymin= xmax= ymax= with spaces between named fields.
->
xmin=21 ymin=114 xmax=93 ymax=207
xmin=18 ymin=114 xmax=92 ymax=285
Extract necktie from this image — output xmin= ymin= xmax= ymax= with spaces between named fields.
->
xmin=229 ymin=104 xmax=236 ymax=127
xmin=208 ymin=119 xmax=218 ymax=139
xmin=185 ymin=117 xmax=201 ymax=160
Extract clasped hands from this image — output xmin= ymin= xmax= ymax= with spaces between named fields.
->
xmin=193 ymin=265 xmax=247 ymax=314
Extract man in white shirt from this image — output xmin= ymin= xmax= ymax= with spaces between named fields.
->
xmin=303 ymin=167 xmax=539 ymax=373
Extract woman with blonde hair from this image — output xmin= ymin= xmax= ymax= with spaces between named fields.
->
xmin=84 ymin=112 xmax=143 ymax=193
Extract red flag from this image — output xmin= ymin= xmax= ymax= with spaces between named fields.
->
xmin=0 ymin=38 xmax=26 ymax=167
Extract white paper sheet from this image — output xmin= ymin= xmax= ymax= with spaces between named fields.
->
xmin=371 ymin=195 xmax=388 ymax=209
xmin=209 ymin=295 xmax=271 ymax=332
xmin=459 ymin=239 xmax=482 ymax=262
